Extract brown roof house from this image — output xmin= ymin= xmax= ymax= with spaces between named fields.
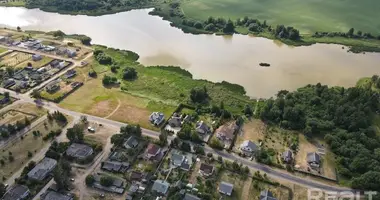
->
xmin=144 ymin=143 xmax=162 ymax=161
xmin=216 ymin=122 xmax=237 ymax=142
xmin=199 ymin=163 xmax=214 ymax=177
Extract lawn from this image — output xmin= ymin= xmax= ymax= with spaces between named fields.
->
xmin=0 ymin=110 xmax=36 ymax=126
xmin=218 ymin=170 xmax=246 ymax=200
xmin=249 ymin=178 xmax=290 ymax=200
xmin=236 ymin=119 xmax=266 ymax=145
xmin=0 ymin=51 xmax=32 ymax=67
xmin=0 ymin=47 xmax=7 ymax=54
xmin=181 ymin=0 xmax=380 ymax=34
xmin=0 ymin=119 xmax=65 ymax=180
xmin=15 ymin=56 xmax=53 ymax=69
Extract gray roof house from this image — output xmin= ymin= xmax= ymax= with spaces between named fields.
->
xmin=151 ymin=180 xmax=170 ymax=195
xmin=123 ymin=136 xmax=139 ymax=149
xmin=282 ymin=150 xmax=293 ymax=163
xmin=66 ymin=143 xmax=94 ymax=160
xmin=199 ymin=163 xmax=214 ymax=177
xmin=40 ymin=191 xmax=73 ymax=200
xmin=184 ymin=193 xmax=201 ymax=200
xmin=149 ymin=112 xmax=165 ymax=126
xmin=168 ymin=116 xmax=182 ymax=127
xmin=32 ymin=54 xmax=42 ymax=61
xmin=307 ymin=152 xmax=321 ymax=168
xmin=101 ymin=160 xmax=129 ymax=173
xmin=240 ymin=140 xmax=259 ymax=155
xmin=27 ymin=157 xmax=57 ymax=181
xmin=171 ymin=153 xmax=191 ymax=171
xmin=195 ymin=121 xmax=210 ymax=134
xmin=2 ymin=185 xmax=30 ymax=200
xmin=219 ymin=182 xmax=234 ymax=196
xmin=260 ymin=189 xmax=278 ymax=200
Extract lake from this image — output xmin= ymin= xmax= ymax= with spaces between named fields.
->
xmin=0 ymin=7 xmax=379 ymax=98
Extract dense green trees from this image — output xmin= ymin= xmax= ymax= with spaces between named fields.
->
xmin=260 ymin=82 xmax=380 ymax=190
xmin=102 ymin=75 xmax=118 ymax=86
xmin=66 ymin=124 xmax=84 ymax=143
xmin=190 ymin=87 xmax=209 ymax=104
xmin=123 ymin=67 xmax=138 ymax=80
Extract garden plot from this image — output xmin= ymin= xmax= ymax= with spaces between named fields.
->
xmin=0 ymin=51 xmax=31 ymax=67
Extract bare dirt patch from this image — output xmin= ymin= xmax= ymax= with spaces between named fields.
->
xmin=88 ymin=100 xmax=118 ymax=118
xmin=109 ymin=104 xmax=151 ymax=127
xmin=295 ymin=134 xmax=318 ymax=170
xmin=237 ymin=119 xmax=266 ymax=145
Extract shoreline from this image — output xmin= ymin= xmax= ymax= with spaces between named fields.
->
xmin=1 ymin=4 xmax=380 ymax=53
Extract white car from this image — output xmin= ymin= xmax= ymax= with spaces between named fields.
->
xmin=87 ymin=127 xmax=95 ymax=132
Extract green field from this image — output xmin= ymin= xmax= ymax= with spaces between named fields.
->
xmin=181 ymin=0 xmax=380 ymax=34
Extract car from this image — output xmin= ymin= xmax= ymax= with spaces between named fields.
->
xmin=70 ymin=178 xmax=75 ymax=182
xmin=87 ymin=126 xmax=95 ymax=132
xmin=4 ymin=184 xmax=8 ymax=189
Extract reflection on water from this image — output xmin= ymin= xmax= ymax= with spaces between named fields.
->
xmin=0 ymin=7 xmax=379 ymax=98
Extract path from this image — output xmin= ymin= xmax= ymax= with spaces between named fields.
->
xmin=241 ymin=177 xmax=252 ymax=200
xmin=104 ymin=98 xmax=121 ymax=119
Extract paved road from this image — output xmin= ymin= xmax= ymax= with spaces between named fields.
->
xmin=0 ymin=47 xmax=351 ymax=192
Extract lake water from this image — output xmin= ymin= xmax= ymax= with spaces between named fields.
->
xmin=0 ymin=7 xmax=379 ymax=98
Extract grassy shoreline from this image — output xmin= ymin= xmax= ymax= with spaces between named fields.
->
xmin=1 ymin=1 xmax=380 ymax=53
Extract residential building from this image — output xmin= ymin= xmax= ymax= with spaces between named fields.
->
xmin=27 ymin=157 xmax=57 ymax=181
xmin=199 ymin=163 xmax=214 ymax=177
xmin=50 ymin=60 xmax=59 ymax=67
xmin=240 ymin=140 xmax=259 ymax=156
xmin=64 ymin=69 xmax=76 ymax=79
xmin=123 ymin=136 xmax=139 ymax=149
xmin=92 ymin=174 xmax=125 ymax=194
xmin=32 ymin=54 xmax=42 ymax=61
xmin=168 ymin=115 xmax=182 ymax=127
xmin=260 ymin=189 xmax=278 ymax=200
xmin=307 ymin=152 xmax=321 ymax=168
xmin=184 ymin=193 xmax=201 ymax=200
xmin=101 ymin=160 xmax=129 ymax=173
xmin=3 ymin=79 xmax=16 ymax=89
xmin=66 ymin=143 xmax=94 ymax=160
xmin=2 ymin=185 xmax=29 ymax=200
xmin=67 ymin=50 xmax=76 ymax=58
xmin=145 ymin=143 xmax=161 ymax=160
xmin=40 ymin=191 xmax=73 ymax=200
xmin=282 ymin=150 xmax=293 ymax=163
xmin=45 ymin=80 xmax=60 ymax=93
xmin=219 ymin=182 xmax=234 ymax=196
xmin=151 ymin=180 xmax=170 ymax=195
xmin=171 ymin=153 xmax=191 ymax=171
xmin=216 ymin=123 xmax=237 ymax=142
xmin=130 ymin=171 xmax=144 ymax=182
xmin=195 ymin=121 xmax=210 ymax=134
xmin=149 ymin=112 xmax=165 ymax=126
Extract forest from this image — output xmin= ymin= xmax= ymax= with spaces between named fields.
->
xmin=259 ymin=77 xmax=380 ymax=191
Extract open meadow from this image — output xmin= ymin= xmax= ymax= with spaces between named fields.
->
xmin=181 ymin=0 xmax=380 ymax=33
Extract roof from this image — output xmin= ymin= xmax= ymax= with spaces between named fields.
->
xmin=149 ymin=112 xmax=165 ymax=125
xmin=2 ymin=185 xmax=29 ymax=200
xmin=66 ymin=143 xmax=93 ymax=159
xmin=282 ymin=150 xmax=293 ymax=160
xmin=102 ymin=160 xmax=129 ymax=172
xmin=196 ymin=121 xmax=210 ymax=133
xmin=41 ymin=191 xmax=73 ymax=200
xmin=171 ymin=153 xmax=185 ymax=166
xmin=184 ymin=193 xmax=201 ymax=200
xmin=146 ymin=143 xmax=160 ymax=155
xmin=216 ymin=123 xmax=236 ymax=140
xmin=130 ymin=171 xmax=143 ymax=181
xmin=27 ymin=157 xmax=57 ymax=180
xmin=260 ymin=189 xmax=277 ymax=200
xmin=168 ymin=116 xmax=182 ymax=127
xmin=200 ymin=163 xmax=214 ymax=174
xmin=240 ymin=140 xmax=259 ymax=151
xmin=307 ymin=152 xmax=320 ymax=163
xmin=219 ymin=182 xmax=233 ymax=195
xmin=151 ymin=180 xmax=170 ymax=194
xmin=124 ymin=136 xmax=139 ymax=148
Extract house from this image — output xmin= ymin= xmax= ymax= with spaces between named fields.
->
xmin=2 ymin=185 xmax=30 ymax=200
xmin=2 ymin=79 xmax=16 ymax=89
xmin=307 ymin=152 xmax=321 ymax=168
xmin=27 ymin=157 xmax=57 ymax=181
xmin=145 ymin=143 xmax=161 ymax=160
xmin=123 ymin=136 xmax=139 ymax=149
xmin=219 ymin=182 xmax=234 ymax=196
xmin=240 ymin=140 xmax=259 ymax=156
xmin=130 ymin=171 xmax=144 ymax=182
xmin=184 ymin=193 xmax=201 ymax=200
xmin=92 ymin=174 xmax=125 ymax=194
xmin=32 ymin=54 xmax=42 ymax=61
xmin=40 ymin=191 xmax=73 ymax=200
xmin=64 ymin=69 xmax=76 ymax=79
xmin=195 ymin=121 xmax=210 ymax=134
xmin=199 ymin=163 xmax=214 ymax=177
xmin=50 ymin=60 xmax=60 ymax=67
xmin=67 ymin=50 xmax=76 ymax=58
xmin=101 ymin=160 xmax=129 ymax=173
xmin=66 ymin=143 xmax=94 ymax=160
xmin=168 ymin=116 xmax=182 ymax=127
xmin=260 ymin=189 xmax=278 ymax=200
xmin=171 ymin=153 xmax=191 ymax=171
xmin=282 ymin=150 xmax=293 ymax=163
xmin=45 ymin=80 xmax=60 ymax=93
xmin=149 ymin=112 xmax=165 ymax=126
xmin=216 ymin=123 xmax=237 ymax=142
xmin=151 ymin=180 xmax=170 ymax=195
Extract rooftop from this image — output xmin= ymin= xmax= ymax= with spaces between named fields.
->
xmin=184 ymin=193 xmax=201 ymax=200
xmin=240 ymin=140 xmax=259 ymax=151
xmin=66 ymin=143 xmax=94 ymax=159
xmin=41 ymin=191 xmax=73 ymax=200
xmin=307 ymin=152 xmax=321 ymax=163
xmin=200 ymin=163 xmax=214 ymax=174
xmin=27 ymin=157 xmax=57 ymax=181
xmin=146 ymin=143 xmax=160 ymax=155
xmin=152 ymin=180 xmax=170 ymax=195
xmin=219 ymin=181 xmax=234 ymax=195
xmin=124 ymin=136 xmax=139 ymax=149
xmin=2 ymin=185 xmax=29 ymax=200
xmin=260 ymin=189 xmax=278 ymax=200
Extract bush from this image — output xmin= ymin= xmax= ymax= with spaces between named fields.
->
xmin=123 ymin=67 xmax=137 ymax=80
xmin=209 ymin=138 xmax=224 ymax=150
xmin=85 ymin=175 xmax=95 ymax=186
xmin=100 ymin=176 xmax=114 ymax=187
xmin=102 ymin=75 xmax=118 ymax=86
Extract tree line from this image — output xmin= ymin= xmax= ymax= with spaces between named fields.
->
xmin=259 ymin=78 xmax=380 ymax=191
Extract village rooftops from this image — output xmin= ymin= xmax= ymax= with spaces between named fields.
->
xmin=168 ymin=116 xmax=182 ymax=127
xmin=199 ymin=163 xmax=214 ymax=176
xmin=124 ymin=136 xmax=139 ymax=149
xmin=240 ymin=140 xmax=259 ymax=153
xmin=149 ymin=112 xmax=165 ymax=126
xmin=27 ymin=157 xmax=57 ymax=181
xmin=101 ymin=160 xmax=129 ymax=173
xmin=40 ymin=191 xmax=73 ymax=200
xmin=171 ymin=153 xmax=185 ymax=167
xmin=216 ymin=122 xmax=237 ymax=141
xmin=260 ymin=189 xmax=278 ymax=200
xmin=2 ymin=185 xmax=30 ymax=200
xmin=151 ymin=180 xmax=170 ymax=195
xmin=184 ymin=193 xmax=201 ymax=200
xmin=130 ymin=171 xmax=144 ymax=181
xmin=146 ymin=143 xmax=161 ymax=158
xmin=307 ymin=152 xmax=321 ymax=164
xmin=282 ymin=150 xmax=293 ymax=163
xmin=66 ymin=143 xmax=94 ymax=159
xmin=219 ymin=181 xmax=234 ymax=196
xmin=195 ymin=121 xmax=210 ymax=134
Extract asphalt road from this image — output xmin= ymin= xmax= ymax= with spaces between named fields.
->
xmin=0 ymin=47 xmax=352 ymax=193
